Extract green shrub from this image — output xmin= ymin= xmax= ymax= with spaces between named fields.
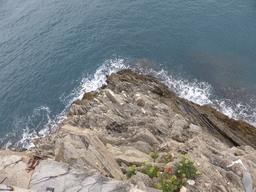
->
xmin=177 ymin=154 xmax=201 ymax=179
xmin=156 ymin=172 xmax=187 ymax=192
xmin=165 ymin=155 xmax=172 ymax=163
xmin=126 ymin=165 xmax=137 ymax=178
xmin=141 ymin=161 xmax=159 ymax=178
xmin=149 ymin=148 xmax=159 ymax=161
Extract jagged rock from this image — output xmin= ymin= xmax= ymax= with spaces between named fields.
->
xmin=243 ymin=172 xmax=253 ymax=192
xmin=30 ymin=160 xmax=68 ymax=185
xmin=0 ymin=185 xmax=35 ymax=192
xmin=130 ymin=129 xmax=160 ymax=146
xmin=128 ymin=141 xmax=152 ymax=154
xmin=130 ymin=172 xmax=153 ymax=188
xmin=29 ymin=160 xmax=132 ymax=192
xmin=225 ymin=171 xmax=244 ymax=190
xmin=0 ymin=155 xmax=22 ymax=171
xmin=211 ymin=185 xmax=228 ymax=192
xmin=55 ymin=125 xmax=125 ymax=180
xmin=134 ymin=94 xmax=146 ymax=107
xmin=2 ymin=69 xmax=256 ymax=192
xmin=136 ymin=181 xmax=147 ymax=191
xmin=0 ymin=152 xmax=33 ymax=189
xmin=180 ymin=186 xmax=190 ymax=192
xmin=243 ymin=152 xmax=256 ymax=164
xmin=106 ymin=121 xmax=128 ymax=134
xmin=107 ymin=145 xmax=152 ymax=166
xmin=104 ymin=89 xmax=124 ymax=105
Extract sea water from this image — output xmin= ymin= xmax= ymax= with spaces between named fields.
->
xmin=0 ymin=0 xmax=256 ymax=149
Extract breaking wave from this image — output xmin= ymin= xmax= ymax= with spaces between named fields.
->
xmin=8 ymin=58 xmax=128 ymax=150
xmin=8 ymin=58 xmax=255 ymax=150
xmin=134 ymin=67 xmax=256 ymax=127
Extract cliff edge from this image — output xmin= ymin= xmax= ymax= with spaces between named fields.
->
xmin=1 ymin=69 xmax=256 ymax=192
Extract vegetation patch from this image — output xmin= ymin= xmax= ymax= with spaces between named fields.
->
xmin=149 ymin=148 xmax=159 ymax=161
xmin=177 ymin=154 xmax=201 ymax=180
xmin=126 ymin=165 xmax=137 ymax=179
xmin=141 ymin=161 xmax=159 ymax=178
xmin=124 ymin=154 xmax=201 ymax=192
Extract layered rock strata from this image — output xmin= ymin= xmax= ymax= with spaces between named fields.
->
xmin=0 ymin=69 xmax=256 ymax=192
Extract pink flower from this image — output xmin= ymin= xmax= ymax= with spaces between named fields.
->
xmin=168 ymin=169 xmax=172 ymax=173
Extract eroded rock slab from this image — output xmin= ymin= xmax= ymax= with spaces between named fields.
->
xmin=29 ymin=160 xmax=132 ymax=192
xmin=2 ymin=69 xmax=256 ymax=192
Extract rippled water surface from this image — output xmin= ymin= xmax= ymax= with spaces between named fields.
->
xmin=1 ymin=0 xmax=256 ymax=149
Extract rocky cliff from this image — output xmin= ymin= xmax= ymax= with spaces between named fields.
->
xmin=0 ymin=69 xmax=256 ymax=192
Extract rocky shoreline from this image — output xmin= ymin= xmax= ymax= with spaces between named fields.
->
xmin=0 ymin=69 xmax=256 ymax=192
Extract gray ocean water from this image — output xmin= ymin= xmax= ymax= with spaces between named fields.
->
xmin=1 ymin=0 xmax=256 ymax=149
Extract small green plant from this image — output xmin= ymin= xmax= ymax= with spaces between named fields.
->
xmin=126 ymin=165 xmax=137 ymax=178
xmin=149 ymin=148 xmax=159 ymax=161
xmin=156 ymin=169 xmax=187 ymax=192
xmin=177 ymin=154 xmax=201 ymax=179
xmin=165 ymin=155 xmax=172 ymax=163
xmin=141 ymin=161 xmax=159 ymax=178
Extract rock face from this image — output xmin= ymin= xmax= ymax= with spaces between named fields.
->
xmin=1 ymin=69 xmax=256 ymax=192
xmin=29 ymin=160 xmax=131 ymax=192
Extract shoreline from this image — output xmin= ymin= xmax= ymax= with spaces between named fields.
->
xmin=2 ymin=65 xmax=256 ymax=151
xmin=0 ymin=69 xmax=256 ymax=192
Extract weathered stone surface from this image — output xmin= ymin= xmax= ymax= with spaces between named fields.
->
xmin=2 ymin=69 xmax=256 ymax=192
xmin=0 ymin=151 xmax=33 ymax=189
xmin=130 ymin=172 xmax=153 ymax=188
xmin=30 ymin=160 xmax=68 ymax=185
xmin=0 ymin=185 xmax=36 ymax=192
xmin=29 ymin=160 xmax=132 ymax=192
xmin=130 ymin=129 xmax=160 ymax=146
xmin=128 ymin=141 xmax=152 ymax=154
xmin=104 ymin=89 xmax=124 ymax=105
xmin=243 ymin=172 xmax=253 ymax=192
xmin=136 ymin=181 xmax=147 ymax=191
xmin=107 ymin=145 xmax=152 ymax=166
xmin=55 ymin=125 xmax=126 ymax=180
xmin=0 ymin=155 xmax=22 ymax=171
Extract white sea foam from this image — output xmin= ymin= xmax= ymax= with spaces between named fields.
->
xmin=10 ymin=106 xmax=51 ymax=149
xmin=63 ymin=58 xmax=129 ymax=105
xmin=14 ymin=58 xmax=129 ymax=149
xmin=13 ymin=58 xmax=256 ymax=149
xmin=137 ymin=67 xmax=256 ymax=127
